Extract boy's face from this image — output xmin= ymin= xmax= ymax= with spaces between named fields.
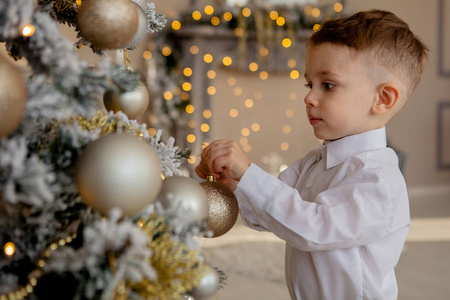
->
xmin=304 ymin=43 xmax=378 ymax=140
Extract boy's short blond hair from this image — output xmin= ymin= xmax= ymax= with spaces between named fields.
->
xmin=307 ymin=10 xmax=428 ymax=96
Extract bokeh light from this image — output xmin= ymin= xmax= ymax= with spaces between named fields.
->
xmin=223 ymin=56 xmax=233 ymax=66
xmin=21 ymin=24 xmax=35 ymax=37
xmin=334 ymin=3 xmax=343 ymax=12
xmin=204 ymin=5 xmax=214 ymax=15
xmin=192 ymin=11 xmax=202 ymax=20
xmin=186 ymin=104 xmax=195 ymax=114
xmin=203 ymin=109 xmax=212 ymax=119
xmin=204 ymin=54 xmax=214 ymax=63
xmin=282 ymin=38 xmax=292 ymax=48
xmin=280 ymin=142 xmax=289 ymax=151
xmin=187 ymin=134 xmax=196 ymax=143
xmin=201 ymin=123 xmax=210 ymax=132
xmin=190 ymin=45 xmax=199 ymax=54
xmin=4 ymin=242 xmax=15 ymax=256
xmin=259 ymin=71 xmax=269 ymax=80
xmin=207 ymin=86 xmax=216 ymax=95
xmin=143 ymin=50 xmax=152 ymax=60
xmin=207 ymin=70 xmax=216 ymax=79
xmin=171 ymin=20 xmax=181 ymax=30
xmin=224 ymin=12 xmax=233 ymax=21
xmin=183 ymin=67 xmax=193 ymax=77
xmin=162 ymin=46 xmax=172 ymax=56
xmin=251 ymin=123 xmax=260 ymax=132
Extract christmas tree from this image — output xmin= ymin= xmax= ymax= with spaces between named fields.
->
xmin=0 ymin=0 xmax=223 ymax=299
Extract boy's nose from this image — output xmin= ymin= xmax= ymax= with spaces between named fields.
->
xmin=304 ymin=92 xmax=318 ymax=107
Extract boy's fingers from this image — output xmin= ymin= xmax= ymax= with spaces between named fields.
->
xmin=211 ymin=155 xmax=230 ymax=174
xmin=195 ymin=162 xmax=209 ymax=179
xmin=206 ymin=147 xmax=233 ymax=173
xmin=199 ymin=140 xmax=240 ymax=177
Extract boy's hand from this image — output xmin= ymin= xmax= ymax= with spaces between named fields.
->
xmin=195 ymin=140 xmax=251 ymax=191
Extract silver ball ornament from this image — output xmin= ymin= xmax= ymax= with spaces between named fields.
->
xmin=103 ymin=81 xmax=149 ymax=120
xmin=75 ymin=133 xmax=162 ymax=216
xmin=157 ymin=176 xmax=209 ymax=223
xmin=77 ymin=0 xmax=139 ymax=49
xmin=0 ymin=54 xmax=27 ymax=138
xmin=188 ymin=267 xmax=220 ymax=299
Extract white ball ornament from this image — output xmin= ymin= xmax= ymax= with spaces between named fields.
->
xmin=187 ymin=266 xmax=220 ymax=299
xmin=77 ymin=0 xmax=139 ymax=49
xmin=75 ymin=133 xmax=162 ymax=216
xmin=156 ymin=176 xmax=209 ymax=223
xmin=103 ymin=81 xmax=149 ymax=120
xmin=124 ymin=4 xmax=149 ymax=48
xmin=0 ymin=53 xmax=27 ymax=138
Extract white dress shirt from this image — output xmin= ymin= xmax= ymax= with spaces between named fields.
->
xmin=234 ymin=128 xmax=410 ymax=300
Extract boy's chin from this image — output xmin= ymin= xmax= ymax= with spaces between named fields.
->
xmin=313 ymin=130 xmax=335 ymax=141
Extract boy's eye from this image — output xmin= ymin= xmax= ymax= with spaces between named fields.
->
xmin=323 ymin=82 xmax=335 ymax=90
xmin=304 ymin=83 xmax=312 ymax=89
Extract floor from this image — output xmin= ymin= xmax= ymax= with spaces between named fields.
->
xmin=198 ymin=191 xmax=450 ymax=300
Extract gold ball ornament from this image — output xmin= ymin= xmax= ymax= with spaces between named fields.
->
xmin=75 ymin=133 xmax=162 ymax=216
xmin=156 ymin=176 xmax=209 ymax=223
xmin=200 ymin=175 xmax=239 ymax=238
xmin=0 ymin=54 xmax=27 ymax=138
xmin=77 ymin=0 xmax=139 ymax=50
xmin=103 ymin=81 xmax=149 ymax=120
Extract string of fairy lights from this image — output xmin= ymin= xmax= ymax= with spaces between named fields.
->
xmin=143 ymin=2 xmax=345 ymax=166
xmin=2 ymin=232 xmax=78 ymax=300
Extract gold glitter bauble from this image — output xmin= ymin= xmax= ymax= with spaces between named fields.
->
xmin=103 ymin=81 xmax=149 ymax=120
xmin=0 ymin=53 xmax=27 ymax=138
xmin=77 ymin=0 xmax=139 ymax=49
xmin=200 ymin=175 xmax=239 ymax=238
xmin=75 ymin=133 xmax=162 ymax=216
xmin=157 ymin=176 xmax=209 ymax=223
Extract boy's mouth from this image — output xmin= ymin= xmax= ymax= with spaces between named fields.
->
xmin=308 ymin=114 xmax=322 ymax=125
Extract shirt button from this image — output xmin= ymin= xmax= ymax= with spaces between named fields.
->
xmin=305 ymin=181 xmax=312 ymax=189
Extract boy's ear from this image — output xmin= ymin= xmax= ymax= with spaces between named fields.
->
xmin=372 ymin=83 xmax=400 ymax=115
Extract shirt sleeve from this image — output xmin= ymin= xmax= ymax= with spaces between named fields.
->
xmin=234 ymin=162 xmax=403 ymax=251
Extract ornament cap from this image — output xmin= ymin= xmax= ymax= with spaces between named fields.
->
xmin=206 ymin=173 xmax=217 ymax=182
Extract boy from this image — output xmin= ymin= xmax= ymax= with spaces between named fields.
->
xmin=196 ymin=10 xmax=428 ymax=300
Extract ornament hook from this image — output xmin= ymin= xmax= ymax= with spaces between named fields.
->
xmin=206 ymin=173 xmax=217 ymax=182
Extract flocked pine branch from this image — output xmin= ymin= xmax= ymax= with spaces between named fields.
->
xmin=0 ymin=0 xmax=213 ymax=298
xmin=42 ymin=208 xmax=156 ymax=300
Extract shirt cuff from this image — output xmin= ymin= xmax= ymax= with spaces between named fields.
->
xmin=234 ymin=163 xmax=278 ymax=231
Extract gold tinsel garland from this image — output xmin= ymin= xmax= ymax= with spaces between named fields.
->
xmin=70 ymin=110 xmax=145 ymax=137
xmin=130 ymin=214 xmax=208 ymax=299
xmin=64 ymin=110 xmax=191 ymax=159
xmin=48 ymin=110 xmax=146 ymax=142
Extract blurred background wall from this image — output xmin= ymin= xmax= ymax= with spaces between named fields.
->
xmin=140 ymin=0 xmax=450 ymax=198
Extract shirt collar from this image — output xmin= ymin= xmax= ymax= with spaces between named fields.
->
xmin=323 ymin=127 xmax=387 ymax=169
